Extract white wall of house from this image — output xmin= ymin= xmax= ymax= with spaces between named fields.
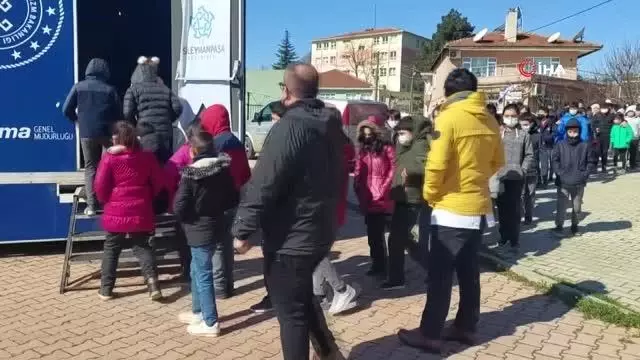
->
xmin=311 ymin=30 xmax=427 ymax=93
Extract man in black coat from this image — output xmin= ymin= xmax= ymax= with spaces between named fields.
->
xmin=232 ymin=64 xmax=344 ymax=360
xmin=62 ymin=58 xmax=121 ymax=215
xmin=591 ymin=103 xmax=615 ymax=172
xmin=123 ymin=61 xmax=182 ymax=164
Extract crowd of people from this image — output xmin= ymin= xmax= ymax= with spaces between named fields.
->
xmin=61 ymin=55 xmax=640 ymax=359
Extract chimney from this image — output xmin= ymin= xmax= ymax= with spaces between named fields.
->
xmin=504 ymin=8 xmax=518 ymax=43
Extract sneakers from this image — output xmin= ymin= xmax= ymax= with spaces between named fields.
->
xmin=381 ymin=281 xmax=406 ymax=290
xmin=97 ymin=290 xmax=115 ymax=301
xmin=148 ymin=279 xmax=162 ymax=301
xmin=250 ymin=296 xmax=273 ymax=314
xmin=571 ymin=225 xmax=582 ymax=237
xmin=328 ymin=284 xmax=358 ymax=315
xmin=187 ymin=321 xmax=220 ymax=337
xmin=178 ymin=312 xmax=202 ymax=325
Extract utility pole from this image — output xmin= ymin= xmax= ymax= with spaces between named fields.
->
xmin=374 ymin=52 xmax=380 ymax=101
xmin=409 ymin=69 xmax=416 ymax=114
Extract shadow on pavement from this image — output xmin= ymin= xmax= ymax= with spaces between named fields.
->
xmin=347 ymin=281 xmax=605 ymax=359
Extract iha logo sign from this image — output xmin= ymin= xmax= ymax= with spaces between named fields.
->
xmin=518 ymin=59 xmax=566 ymax=78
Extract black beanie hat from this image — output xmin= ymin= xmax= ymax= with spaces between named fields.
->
xmin=565 ymin=118 xmax=580 ymax=130
xmin=395 ymin=117 xmax=414 ymax=132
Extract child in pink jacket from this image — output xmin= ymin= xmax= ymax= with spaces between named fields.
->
xmin=95 ymin=121 xmax=165 ymax=301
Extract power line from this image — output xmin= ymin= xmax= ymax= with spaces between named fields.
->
xmin=524 ymin=0 xmax=614 ymax=36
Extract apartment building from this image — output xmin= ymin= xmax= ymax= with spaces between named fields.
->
xmin=422 ymin=8 xmax=602 ymax=115
xmin=311 ymin=28 xmax=428 ymax=93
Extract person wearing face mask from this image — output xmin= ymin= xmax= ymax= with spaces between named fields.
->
xmin=591 ymin=103 xmax=616 ymax=172
xmin=354 ymin=117 xmax=396 ymax=277
xmin=385 ymin=116 xmax=431 ymax=289
xmin=610 ymin=114 xmax=634 ymax=174
xmin=518 ymin=114 xmax=539 ymax=225
xmin=555 ymin=102 xmax=590 ymax=144
xmin=624 ymin=109 xmax=640 ymax=169
xmin=495 ymin=104 xmax=534 ymax=250
xmin=538 ymin=110 xmax=556 ymax=187
xmin=386 ymin=109 xmax=402 ymax=143
xmin=551 ymin=119 xmax=597 ymax=237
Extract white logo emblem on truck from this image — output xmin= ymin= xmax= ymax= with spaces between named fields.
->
xmin=0 ymin=0 xmax=63 ymax=70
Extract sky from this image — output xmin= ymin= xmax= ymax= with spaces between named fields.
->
xmin=246 ymin=0 xmax=637 ymax=72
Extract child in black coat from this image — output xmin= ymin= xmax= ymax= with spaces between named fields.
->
xmin=173 ymin=131 xmax=239 ymax=337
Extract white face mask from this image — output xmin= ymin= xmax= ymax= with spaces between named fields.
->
xmin=569 ymin=109 xmax=578 ymax=115
xmin=387 ymin=120 xmax=398 ymax=129
xmin=503 ymin=117 xmax=518 ymax=128
xmin=398 ymin=134 xmax=413 ymax=145
xmin=626 ymin=116 xmax=635 ymax=122
xmin=521 ymin=125 xmax=531 ymax=131
xmin=600 ymin=108 xmax=609 ymax=114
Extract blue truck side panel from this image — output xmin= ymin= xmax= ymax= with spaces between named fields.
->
xmin=0 ymin=0 xmax=76 ymax=172
xmin=0 ymin=184 xmax=97 ymax=242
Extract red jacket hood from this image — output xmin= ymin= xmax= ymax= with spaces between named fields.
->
xmin=201 ymin=104 xmax=231 ymax=136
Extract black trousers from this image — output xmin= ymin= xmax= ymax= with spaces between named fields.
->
xmin=419 ymin=222 xmax=483 ymax=339
xmin=630 ymin=140 xmax=639 ymax=168
xmin=599 ymin=138 xmax=610 ymax=172
xmin=387 ymin=203 xmax=421 ymax=283
xmin=101 ymin=232 xmax=158 ymax=291
xmin=264 ymin=252 xmax=337 ymax=360
xmin=496 ymin=179 xmax=523 ymax=246
xmin=365 ymin=213 xmax=388 ymax=272
xmin=539 ymin=148 xmax=553 ymax=185
xmin=522 ymin=176 xmax=537 ymax=221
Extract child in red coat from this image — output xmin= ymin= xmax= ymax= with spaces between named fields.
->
xmin=95 ymin=121 xmax=166 ymax=301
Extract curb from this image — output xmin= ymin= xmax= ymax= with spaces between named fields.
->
xmin=478 ymin=248 xmax=634 ymax=314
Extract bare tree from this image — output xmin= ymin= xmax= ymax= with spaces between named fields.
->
xmin=599 ymin=41 xmax=640 ymax=104
xmin=342 ymin=42 xmax=375 ymax=83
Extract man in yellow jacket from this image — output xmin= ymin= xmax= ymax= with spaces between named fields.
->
xmin=398 ymin=68 xmax=505 ymax=353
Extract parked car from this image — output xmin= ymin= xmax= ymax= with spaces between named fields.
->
xmin=245 ymin=100 xmax=389 ymax=159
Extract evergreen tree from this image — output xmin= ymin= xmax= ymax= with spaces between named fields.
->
xmin=416 ymin=9 xmax=475 ymax=71
xmin=273 ymin=30 xmax=299 ymax=70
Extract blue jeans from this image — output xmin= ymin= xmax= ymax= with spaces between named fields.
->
xmin=190 ymin=245 xmax=218 ymax=326
xmin=212 ymin=209 xmax=235 ymax=295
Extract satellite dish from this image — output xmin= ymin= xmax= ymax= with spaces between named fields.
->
xmin=572 ymin=27 xmax=585 ymax=43
xmin=473 ymin=28 xmax=488 ymax=42
xmin=547 ymin=32 xmax=561 ymax=43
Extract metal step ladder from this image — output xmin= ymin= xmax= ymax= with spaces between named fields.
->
xmin=59 ymin=187 xmax=181 ymax=294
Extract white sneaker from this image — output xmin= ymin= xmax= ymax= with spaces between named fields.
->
xmin=187 ymin=321 xmax=220 ymax=337
xmin=84 ymin=207 xmax=96 ymax=216
xmin=329 ymin=284 xmax=358 ymax=315
xmin=178 ymin=312 xmax=202 ymax=325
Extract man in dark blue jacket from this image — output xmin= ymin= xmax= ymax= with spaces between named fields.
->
xmin=62 ymin=58 xmax=121 ymax=215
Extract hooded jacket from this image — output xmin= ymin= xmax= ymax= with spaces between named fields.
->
xmin=232 ymin=98 xmax=346 ymax=256
xmin=526 ymin=121 xmax=540 ymax=177
xmin=123 ymin=63 xmax=182 ymax=143
xmin=200 ymin=105 xmax=251 ymax=190
xmin=390 ymin=116 xmax=430 ymax=204
xmin=424 ymin=91 xmax=504 ymax=216
xmin=539 ymin=117 xmax=557 ymax=149
xmin=353 ymin=119 xmax=396 ymax=214
xmin=62 ymin=59 xmax=121 ymax=138
xmin=591 ymin=111 xmax=615 ymax=140
xmin=552 ymin=120 xmax=596 ymax=188
xmin=173 ymin=153 xmax=239 ymax=247
xmin=556 ymin=113 xmax=591 ymax=143
xmin=94 ymin=146 xmax=165 ymax=233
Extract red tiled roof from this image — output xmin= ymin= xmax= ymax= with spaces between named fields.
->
xmin=446 ymin=32 xmax=601 ymax=49
xmin=315 ymin=28 xmax=402 ymax=41
xmin=319 ymin=70 xmax=372 ymax=89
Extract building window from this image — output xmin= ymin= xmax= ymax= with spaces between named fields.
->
xmin=330 ymin=56 xmax=336 ymax=65
xmin=382 ymin=35 xmax=389 ymax=44
xmin=462 ymin=57 xmax=497 ymax=78
xmin=321 ymin=93 xmax=336 ymax=100
xmin=330 ymin=41 xmax=336 ymax=49
xmin=315 ymin=58 xmax=321 ymax=67
xmin=323 ymin=42 xmax=329 ymax=49
xmin=358 ymin=45 xmax=365 ymax=51
xmin=316 ymin=43 xmax=321 ymax=50
xmin=373 ymin=37 xmax=380 ymax=45
xmin=379 ymin=52 xmax=387 ymax=61
xmin=322 ymin=57 xmax=328 ymax=64
xmin=389 ymin=67 xmax=396 ymax=76
xmin=379 ymin=68 xmax=387 ymax=77
xmin=389 ymin=51 xmax=397 ymax=60
xmin=526 ymin=57 xmax=561 ymax=75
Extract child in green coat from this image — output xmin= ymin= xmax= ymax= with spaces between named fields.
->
xmin=610 ymin=113 xmax=634 ymax=173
